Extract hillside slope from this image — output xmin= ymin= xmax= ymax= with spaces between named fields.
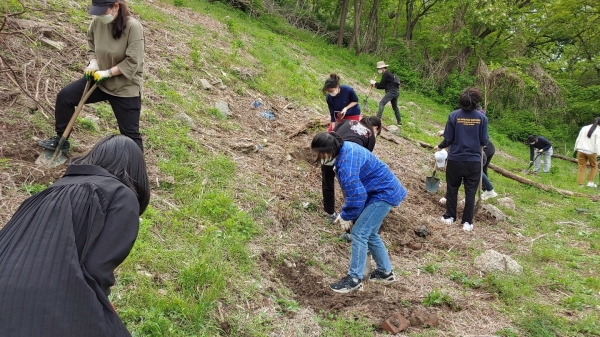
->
xmin=1 ymin=0 xmax=599 ymax=336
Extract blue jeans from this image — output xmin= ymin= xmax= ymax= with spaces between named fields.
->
xmin=482 ymin=173 xmax=493 ymax=191
xmin=534 ymin=147 xmax=553 ymax=173
xmin=349 ymin=201 xmax=394 ymax=279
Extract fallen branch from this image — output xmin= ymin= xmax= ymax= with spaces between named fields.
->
xmin=397 ymin=134 xmax=600 ymax=201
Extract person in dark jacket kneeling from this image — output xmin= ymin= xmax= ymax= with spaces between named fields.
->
xmin=0 ymin=135 xmax=150 ymax=337
xmin=434 ymin=87 xmax=488 ymax=232
xmin=311 ymin=131 xmax=407 ymax=293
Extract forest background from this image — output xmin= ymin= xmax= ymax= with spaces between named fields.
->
xmin=227 ymin=0 xmax=599 ymax=143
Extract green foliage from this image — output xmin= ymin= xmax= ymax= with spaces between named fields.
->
xmin=422 ymin=289 xmax=453 ymax=307
xmin=21 ymin=183 xmax=47 ymax=195
xmin=318 ymin=313 xmax=374 ymax=336
xmin=449 ymin=271 xmax=484 ymax=289
xmin=419 ymin=263 xmax=441 ymax=274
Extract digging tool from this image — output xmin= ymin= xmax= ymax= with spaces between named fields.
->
xmin=36 ymin=80 xmax=98 ymax=168
xmin=425 ymin=167 xmax=440 ymax=193
xmin=362 ymin=73 xmax=378 ymax=111
xmin=521 ymin=151 xmax=542 ymax=174
xmin=364 ymin=252 xmax=372 ymax=281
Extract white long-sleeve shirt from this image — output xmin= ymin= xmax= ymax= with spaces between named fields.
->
xmin=574 ymin=124 xmax=600 ymax=154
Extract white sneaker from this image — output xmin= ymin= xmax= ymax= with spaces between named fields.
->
xmin=441 ymin=216 xmax=454 ymax=225
xmin=462 ymin=222 xmax=473 ymax=231
xmin=481 ymin=190 xmax=498 ymax=200
xmin=587 ymin=181 xmax=597 ymax=188
xmin=439 ymin=197 xmax=447 ymax=205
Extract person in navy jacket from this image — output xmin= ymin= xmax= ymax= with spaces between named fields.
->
xmin=322 ymin=73 xmax=361 ymax=132
xmin=527 ymin=135 xmax=553 ymax=173
xmin=434 ymin=87 xmax=488 ymax=232
xmin=311 ymin=131 xmax=407 ymax=293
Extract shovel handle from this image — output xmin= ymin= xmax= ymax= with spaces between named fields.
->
xmin=49 ymin=81 xmax=98 ymax=162
xmin=365 ymin=72 xmax=378 ymax=97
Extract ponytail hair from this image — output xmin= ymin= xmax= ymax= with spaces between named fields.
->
xmin=360 ymin=116 xmax=381 ymax=135
xmin=459 ymin=87 xmax=482 ymax=112
xmin=322 ymin=73 xmax=341 ymax=94
xmin=311 ymin=131 xmax=344 ymax=162
xmin=586 ymin=117 xmax=600 ymax=138
xmin=111 ymin=0 xmax=130 ymax=39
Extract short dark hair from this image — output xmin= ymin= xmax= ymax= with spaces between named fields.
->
xmin=360 ymin=116 xmax=381 ymax=136
xmin=71 ymin=135 xmax=150 ymax=215
xmin=322 ymin=73 xmax=341 ymax=94
xmin=310 ymin=132 xmax=344 ymax=162
xmin=459 ymin=87 xmax=482 ymax=111
xmin=527 ymin=135 xmax=537 ymax=144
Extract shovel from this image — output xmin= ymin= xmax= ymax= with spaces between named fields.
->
xmin=362 ymin=73 xmax=378 ymax=111
xmin=425 ymin=169 xmax=440 ymax=193
xmin=521 ymin=152 xmax=542 ymax=174
xmin=36 ymin=80 xmax=98 ymax=168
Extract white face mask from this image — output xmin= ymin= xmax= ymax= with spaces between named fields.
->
xmin=328 ymin=89 xmax=338 ymax=97
xmin=320 ymin=157 xmax=336 ymax=166
xmin=98 ymin=8 xmax=116 ymax=24
xmin=378 ymin=69 xmax=383 ymax=74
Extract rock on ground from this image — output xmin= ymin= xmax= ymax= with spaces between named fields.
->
xmin=474 ymin=249 xmax=523 ymax=275
xmin=497 ymin=197 xmax=516 ymax=210
xmin=482 ymin=204 xmax=506 ymax=221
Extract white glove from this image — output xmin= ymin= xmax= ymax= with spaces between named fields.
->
xmin=84 ymin=59 xmax=98 ymax=80
xmin=369 ymin=80 xmax=376 ymax=85
xmin=538 ymin=149 xmax=543 ymax=153
xmin=334 ymin=215 xmax=353 ymax=232
xmin=439 ymin=197 xmax=446 ymax=205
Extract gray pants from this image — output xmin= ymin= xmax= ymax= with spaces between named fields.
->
xmin=534 ymin=147 xmax=553 ymax=173
xmin=376 ymin=91 xmax=401 ymax=124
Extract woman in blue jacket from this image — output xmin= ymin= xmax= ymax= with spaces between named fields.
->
xmin=322 ymin=74 xmax=361 ymax=132
xmin=311 ymin=132 xmax=407 ymax=293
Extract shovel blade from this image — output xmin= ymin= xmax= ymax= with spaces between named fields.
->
xmin=35 ymin=148 xmax=68 ymax=168
xmin=425 ymin=177 xmax=440 ymax=193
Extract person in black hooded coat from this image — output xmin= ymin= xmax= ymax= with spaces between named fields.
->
xmin=0 ymin=134 xmax=150 ymax=337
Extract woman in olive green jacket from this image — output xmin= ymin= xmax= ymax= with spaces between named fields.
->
xmin=39 ymin=0 xmax=145 ymax=153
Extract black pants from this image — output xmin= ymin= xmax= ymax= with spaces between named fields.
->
xmin=322 ymin=164 xmax=336 ymax=214
xmin=444 ymin=160 xmax=480 ymax=224
xmin=55 ymin=78 xmax=143 ymax=150
xmin=376 ymin=90 xmax=401 ymax=124
xmin=483 ymin=147 xmax=495 ymax=177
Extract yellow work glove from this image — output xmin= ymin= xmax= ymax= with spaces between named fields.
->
xmin=93 ymin=69 xmax=112 ymax=83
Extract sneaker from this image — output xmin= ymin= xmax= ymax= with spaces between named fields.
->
xmin=369 ymin=269 xmax=395 ymax=282
xmin=462 ymin=222 xmax=473 ymax=231
xmin=587 ymin=181 xmax=597 ymax=188
xmin=326 ymin=212 xmax=339 ymax=224
xmin=330 ymin=275 xmax=362 ymax=293
xmin=38 ymin=136 xmax=70 ymax=154
xmin=481 ymin=190 xmax=498 ymax=200
xmin=397 ymin=121 xmax=402 ymax=126
xmin=441 ymin=216 xmax=454 ymax=225
xmin=339 ymin=232 xmax=352 ymax=242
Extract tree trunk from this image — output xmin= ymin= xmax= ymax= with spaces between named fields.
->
xmin=349 ymin=0 xmax=364 ymax=53
xmin=393 ymin=0 xmax=403 ymax=38
xmin=337 ymin=0 xmax=350 ymax=48
xmin=363 ymin=0 xmax=380 ymax=52
xmin=404 ymin=0 xmax=414 ymax=40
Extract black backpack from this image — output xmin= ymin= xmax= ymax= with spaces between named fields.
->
xmin=391 ymin=74 xmax=401 ymax=88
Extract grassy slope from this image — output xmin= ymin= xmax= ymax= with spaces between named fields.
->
xmin=4 ymin=0 xmax=600 ymax=335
